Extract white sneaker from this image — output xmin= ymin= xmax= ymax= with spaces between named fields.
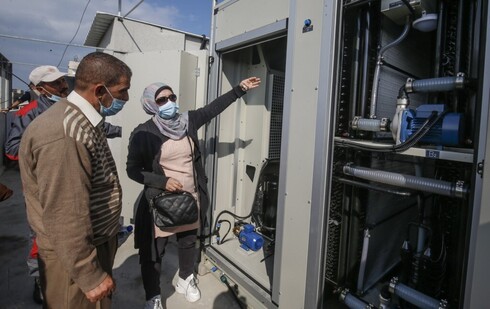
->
xmin=175 ymin=274 xmax=201 ymax=302
xmin=144 ymin=295 xmax=163 ymax=309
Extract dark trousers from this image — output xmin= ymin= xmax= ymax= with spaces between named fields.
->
xmin=141 ymin=229 xmax=197 ymax=300
xmin=38 ymin=236 xmax=117 ymax=309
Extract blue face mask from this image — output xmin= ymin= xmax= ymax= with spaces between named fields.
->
xmin=99 ymin=85 xmax=127 ymax=117
xmin=42 ymin=88 xmax=62 ymax=102
xmin=158 ymin=101 xmax=179 ymax=119
xmin=49 ymin=94 xmax=62 ymax=102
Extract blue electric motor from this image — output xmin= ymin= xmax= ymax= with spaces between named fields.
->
xmin=239 ymin=224 xmax=264 ymax=251
xmin=399 ymin=104 xmax=464 ymax=146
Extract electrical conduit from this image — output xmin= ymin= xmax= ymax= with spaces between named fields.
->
xmin=343 ymin=164 xmax=467 ymax=198
xmin=406 ymin=75 xmax=466 ymax=93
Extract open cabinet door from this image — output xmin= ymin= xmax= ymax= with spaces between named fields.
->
xmin=203 ymin=36 xmax=287 ymax=308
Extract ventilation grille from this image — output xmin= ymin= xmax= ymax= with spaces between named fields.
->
xmin=268 ymin=74 xmax=285 ymax=160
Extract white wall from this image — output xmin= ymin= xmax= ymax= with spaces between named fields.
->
xmin=98 ymin=17 xmax=204 ymax=53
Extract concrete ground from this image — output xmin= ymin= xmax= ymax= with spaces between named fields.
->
xmin=0 ymin=166 xmax=242 ymax=309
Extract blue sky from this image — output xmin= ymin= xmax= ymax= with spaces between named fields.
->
xmin=0 ymin=0 xmax=213 ymax=90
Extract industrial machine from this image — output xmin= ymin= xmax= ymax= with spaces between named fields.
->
xmin=200 ymin=0 xmax=490 ymax=308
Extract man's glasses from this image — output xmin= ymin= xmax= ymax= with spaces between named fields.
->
xmin=155 ymin=94 xmax=177 ymax=105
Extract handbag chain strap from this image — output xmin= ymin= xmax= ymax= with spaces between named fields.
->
xmin=186 ymin=135 xmax=198 ymax=192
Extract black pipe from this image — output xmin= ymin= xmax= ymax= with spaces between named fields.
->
xmin=335 ymin=176 xmax=414 ymax=196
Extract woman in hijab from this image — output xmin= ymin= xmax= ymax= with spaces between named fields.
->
xmin=126 ymin=77 xmax=261 ymax=308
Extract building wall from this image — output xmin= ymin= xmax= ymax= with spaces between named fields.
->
xmin=98 ymin=17 xmax=204 ymax=53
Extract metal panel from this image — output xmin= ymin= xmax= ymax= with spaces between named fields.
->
xmin=305 ymin=3 xmax=341 ymax=306
xmin=178 ymin=51 xmax=198 ymax=113
xmin=213 ymin=0 xmax=288 ymax=44
xmin=272 ymin=0 xmax=327 ymax=307
xmin=465 ymin=1 xmax=490 ymax=307
xmin=215 ymin=19 xmax=288 ymax=52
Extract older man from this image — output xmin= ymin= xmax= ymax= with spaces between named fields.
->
xmin=5 ymin=65 xmax=69 ymax=160
xmin=19 ymin=52 xmax=132 ymax=308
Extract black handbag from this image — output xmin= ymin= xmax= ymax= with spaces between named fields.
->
xmin=149 ymin=136 xmax=199 ymax=229
xmin=150 ymin=191 xmax=198 ymax=228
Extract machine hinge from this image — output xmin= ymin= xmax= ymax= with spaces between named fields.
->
xmin=194 ymin=67 xmax=200 ymax=77
xmin=477 ymin=160 xmax=484 ymax=177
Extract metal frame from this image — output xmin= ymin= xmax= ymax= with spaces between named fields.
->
xmin=464 ymin=1 xmax=490 ymax=308
xmin=304 ymin=1 xmax=342 ymax=307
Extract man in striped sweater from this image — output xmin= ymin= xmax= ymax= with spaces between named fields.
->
xmin=18 ymin=52 xmax=132 ymax=308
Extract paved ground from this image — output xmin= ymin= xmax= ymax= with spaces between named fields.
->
xmin=0 ymin=166 xmax=242 ymax=309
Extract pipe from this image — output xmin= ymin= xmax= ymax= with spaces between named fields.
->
xmin=405 ymin=73 xmax=467 ymax=93
xmin=389 ymin=277 xmax=447 ymax=309
xmin=339 ymin=289 xmax=374 ymax=309
xmin=335 ymin=177 xmax=414 ymax=196
xmin=369 ymin=16 xmax=412 ymax=118
xmin=379 ymin=285 xmax=393 ymax=309
xmin=343 ymin=164 xmax=467 ymax=198
xmin=357 ymin=229 xmax=370 ymax=292
xmin=351 ymin=117 xmax=389 ymax=132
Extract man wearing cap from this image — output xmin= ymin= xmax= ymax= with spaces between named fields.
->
xmin=5 ymin=65 xmax=69 ymax=160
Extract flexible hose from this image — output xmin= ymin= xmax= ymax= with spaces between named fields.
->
xmin=355 ymin=118 xmax=383 ymax=132
xmin=343 ymin=165 xmax=466 ymax=198
xmin=341 ymin=291 xmax=372 ymax=309
xmin=393 ymin=281 xmax=442 ymax=309
xmin=410 ymin=76 xmax=463 ymax=92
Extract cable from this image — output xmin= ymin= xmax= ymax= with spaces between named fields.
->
xmin=57 ymin=0 xmax=92 ymax=67
xmin=217 ymin=219 xmax=231 ymax=245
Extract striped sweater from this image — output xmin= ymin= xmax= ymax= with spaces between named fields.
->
xmin=19 ymin=98 xmax=122 ymax=292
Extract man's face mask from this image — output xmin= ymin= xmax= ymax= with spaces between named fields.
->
xmin=99 ymin=85 xmax=127 ymax=117
xmin=41 ymin=88 xmax=62 ymax=103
